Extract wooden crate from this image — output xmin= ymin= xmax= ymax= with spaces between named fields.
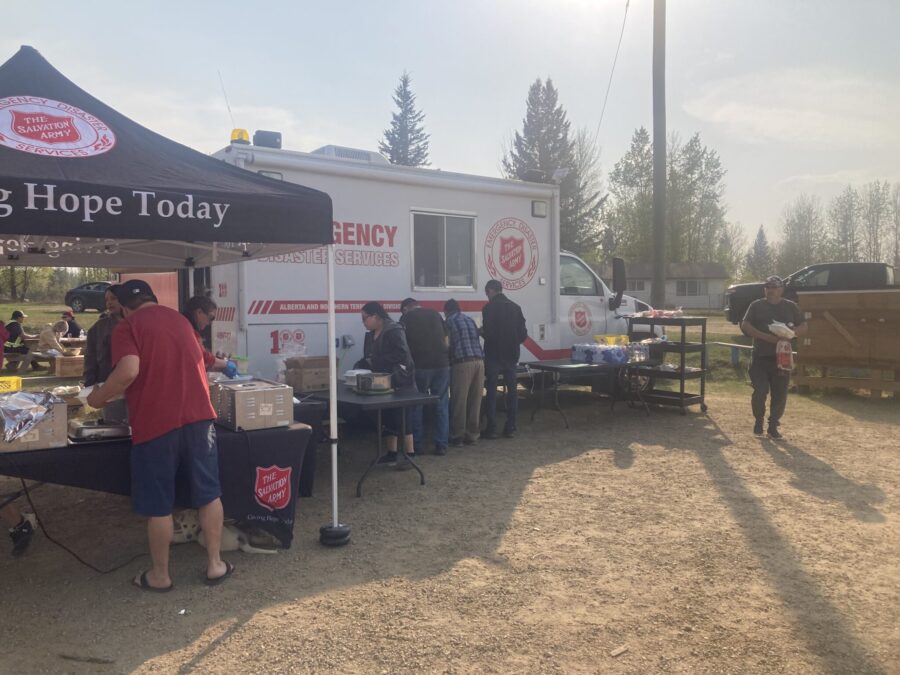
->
xmin=794 ymin=364 xmax=899 ymax=400
xmin=798 ymin=290 xmax=900 ymax=369
xmin=53 ymin=355 xmax=85 ymax=378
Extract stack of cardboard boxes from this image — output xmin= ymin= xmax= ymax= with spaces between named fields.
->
xmin=282 ymin=355 xmax=329 ymax=393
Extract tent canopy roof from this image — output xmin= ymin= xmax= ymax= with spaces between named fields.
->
xmin=0 ymin=46 xmax=333 ymax=269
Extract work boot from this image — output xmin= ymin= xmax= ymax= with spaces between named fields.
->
xmin=767 ymin=425 xmax=783 ymax=440
xmin=753 ymin=419 xmax=764 ymax=436
xmin=9 ymin=518 xmax=34 ymax=557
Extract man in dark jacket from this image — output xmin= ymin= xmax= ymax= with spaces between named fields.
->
xmin=481 ymin=280 xmax=527 ymax=439
xmin=400 ymin=298 xmax=450 ymax=455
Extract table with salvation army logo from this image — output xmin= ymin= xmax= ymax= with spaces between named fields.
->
xmin=0 ymin=424 xmax=312 ymax=548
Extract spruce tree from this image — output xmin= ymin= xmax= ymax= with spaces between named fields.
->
xmin=744 ymin=225 xmax=773 ymax=280
xmin=503 ymin=79 xmax=602 ymax=260
xmin=379 ymin=72 xmax=430 ymax=167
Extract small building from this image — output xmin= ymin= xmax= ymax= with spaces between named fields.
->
xmin=597 ymin=261 xmax=729 ymax=310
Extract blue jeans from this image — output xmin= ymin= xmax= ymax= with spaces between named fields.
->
xmin=411 ymin=367 xmax=450 ymax=451
xmin=484 ymin=360 xmax=518 ymax=434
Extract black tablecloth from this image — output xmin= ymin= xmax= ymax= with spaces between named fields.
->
xmin=0 ymin=423 xmax=311 ymax=548
xmin=294 ymin=399 xmax=326 ymax=498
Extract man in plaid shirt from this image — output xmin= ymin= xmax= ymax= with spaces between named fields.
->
xmin=443 ymin=299 xmax=485 ymax=446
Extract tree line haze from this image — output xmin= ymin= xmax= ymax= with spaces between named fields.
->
xmin=381 ymin=73 xmax=900 ymax=283
xmin=5 ymin=71 xmax=895 ymax=303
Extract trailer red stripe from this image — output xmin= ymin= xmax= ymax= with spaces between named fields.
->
xmin=522 ymin=337 xmax=570 ymax=361
xmin=244 ymin=299 xmax=488 ymax=315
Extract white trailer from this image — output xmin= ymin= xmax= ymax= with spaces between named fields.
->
xmin=210 ymin=143 xmax=650 ymax=379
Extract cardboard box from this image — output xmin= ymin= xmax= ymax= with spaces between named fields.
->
xmin=0 ymin=401 xmax=68 ymax=452
xmin=212 ymin=379 xmax=293 ymax=431
xmin=54 ymin=355 xmax=84 ymax=378
xmin=284 ymin=367 xmax=329 ymax=392
xmin=284 ymin=355 xmax=329 ymax=370
xmin=283 ymin=355 xmax=330 ymax=393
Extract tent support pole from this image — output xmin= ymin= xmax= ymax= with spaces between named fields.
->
xmin=320 ymin=243 xmax=349 ymax=546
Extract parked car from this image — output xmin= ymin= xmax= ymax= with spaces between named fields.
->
xmin=64 ymin=281 xmax=112 ymax=312
xmin=724 ymin=262 xmax=898 ymax=323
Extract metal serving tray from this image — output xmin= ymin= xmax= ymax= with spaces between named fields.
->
xmin=67 ymin=419 xmax=132 ymax=441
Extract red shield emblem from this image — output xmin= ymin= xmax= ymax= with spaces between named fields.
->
xmin=499 ymin=236 xmax=525 ymax=274
xmin=254 ymin=465 xmax=293 ymax=511
xmin=574 ymin=310 xmax=588 ymax=329
xmin=11 ymin=110 xmax=81 ymax=144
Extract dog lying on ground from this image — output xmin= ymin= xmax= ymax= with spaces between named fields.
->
xmin=172 ymin=510 xmax=276 ymax=554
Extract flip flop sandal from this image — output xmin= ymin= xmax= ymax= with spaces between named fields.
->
xmin=132 ymin=570 xmax=174 ymax=593
xmin=204 ymin=560 xmax=235 ymax=586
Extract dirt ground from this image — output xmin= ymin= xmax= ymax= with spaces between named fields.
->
xmin=0 ymin=384 xmax=897 ymax=674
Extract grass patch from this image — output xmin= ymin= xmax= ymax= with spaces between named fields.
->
xmin=0 ymin=302 xmax=102 ymax=334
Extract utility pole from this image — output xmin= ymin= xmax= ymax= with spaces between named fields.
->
xmin=651 ymin=0 xmax=667 ymax=309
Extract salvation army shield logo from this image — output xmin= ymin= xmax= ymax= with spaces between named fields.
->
xmin=568 ymin=302 xmax=593 ymax=336
xmin=11 ymin=110 xmax=81 ymax=144
xmin=499 ymin=236 xmax=525 ymax=274
xmin=254 ymin=465 xmax=293 ymax=512
xmin=0 ymin=96 xmax=116 ymax=157
xmin=485 ymin=218 xmax=539 ymax=290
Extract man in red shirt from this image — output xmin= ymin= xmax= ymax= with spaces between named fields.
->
xmin=87 ymin=280 xmax=231 ymax=591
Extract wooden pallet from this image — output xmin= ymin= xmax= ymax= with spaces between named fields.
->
xmin=794 ymin=363 xmax=900 ymax=400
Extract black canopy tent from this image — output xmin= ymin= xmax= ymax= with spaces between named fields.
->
xmin=0 ymin=45 xmax=332 ymax=267
xmin=0 ymin=46 xmax=350 ymax=546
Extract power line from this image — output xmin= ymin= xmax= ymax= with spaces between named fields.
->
xmin=592 ymin=0 xmax=630 ymax=148
xmin=218 ymin=69 xmax=236 ymax=130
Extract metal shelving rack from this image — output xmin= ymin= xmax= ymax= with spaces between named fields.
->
xmin=628 ymin=316 xmax=708 ymax=414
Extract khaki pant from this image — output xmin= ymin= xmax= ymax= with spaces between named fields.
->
xmin=450 ymin=359 xmax=484 ymax=443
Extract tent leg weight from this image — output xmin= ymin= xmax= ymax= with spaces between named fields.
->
xmin=319 ymin=524 xmax=351 ymax=547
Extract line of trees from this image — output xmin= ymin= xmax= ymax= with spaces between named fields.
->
xmin=11 ymin=73 xmax=884 ymax=295
xmin=380 ymin=71 xmax=899 ymax=281
xmin=0 ymin=267 xmax=112 ymax=303
xmin=741 ymin=182 xmax=900 ymax=279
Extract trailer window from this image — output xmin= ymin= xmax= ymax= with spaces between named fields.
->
xmin=413 ymin=213 xmax=474 ymax=288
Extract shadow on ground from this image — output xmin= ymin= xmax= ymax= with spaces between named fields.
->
xmin=0 ymin=386 xmax=891 ymax=673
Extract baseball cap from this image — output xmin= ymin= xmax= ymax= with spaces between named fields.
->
xmin=11 ymin=310 xmax=27 ymax=320
xmin=115 ymin=279 xmax=158 ymax=304
xmin=61 ymin=310 xmax=74 ymax=318
xmin=764 ymin=276 xmax=784 ymax=288
xmin=400 ymin=297 xmax=418 ymax=311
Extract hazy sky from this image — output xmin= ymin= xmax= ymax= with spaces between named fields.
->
xmin=5 ymin=1 xmax=899 ymax=244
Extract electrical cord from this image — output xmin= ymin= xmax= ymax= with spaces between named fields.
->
xmin=14 ymin=476 xmax=146 ymax=574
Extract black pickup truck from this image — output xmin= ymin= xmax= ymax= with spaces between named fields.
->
xmin=724 ymin=262 xmax=898 ymax=323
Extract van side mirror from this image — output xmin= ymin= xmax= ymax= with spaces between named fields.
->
xmin=612 ymin=258 xmax=627 ymax=293
xmin=610 ymin=257 xmax=626 ymax=311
